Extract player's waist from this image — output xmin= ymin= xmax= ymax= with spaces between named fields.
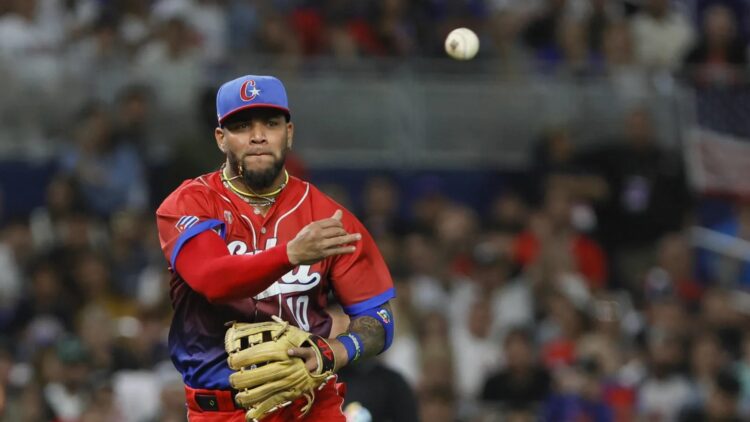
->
xmin=184 ymin=377 xmax=345 ymax=413
xmin=185 ymin=385 xmax=242 ymax=412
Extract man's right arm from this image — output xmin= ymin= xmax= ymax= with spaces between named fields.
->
xmin=174 ymin=209 xmax=360 ymax=304
xmin=175 ymin=230 xmax=295 ymax=303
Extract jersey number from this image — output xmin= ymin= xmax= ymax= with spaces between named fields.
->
xmin=286 ymin=296 xmax=310 ymax=331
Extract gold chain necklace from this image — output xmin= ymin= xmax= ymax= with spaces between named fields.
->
xmin=221 ymin=165 xmax=289 ymax=207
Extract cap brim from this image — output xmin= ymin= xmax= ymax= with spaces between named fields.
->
xmin=219 ymin=103 xmax=291 ymax=124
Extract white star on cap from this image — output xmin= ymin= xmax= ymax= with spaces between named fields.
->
xmin=249 ymin=86 xmax=261 ymax=97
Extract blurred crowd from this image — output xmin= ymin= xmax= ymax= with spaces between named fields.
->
xmin=1 ymin=0 xmax=750 ymax=422
xmin=1 ymin=0 xmax=750 ymax=134
xmin=0 ymin=0 xmax=748 ymax=71
xmin=1 ymin=101 xmax=749 ymax=422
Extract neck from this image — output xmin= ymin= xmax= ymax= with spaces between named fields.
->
xmin=221 ymin=164 xmax=289 ymax=204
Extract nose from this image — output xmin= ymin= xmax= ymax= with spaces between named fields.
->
xmin=248 ymin=121 xmax=267 ymax=144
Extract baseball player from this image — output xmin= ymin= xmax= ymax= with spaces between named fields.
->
xmin=156 ymin=75 xmax=395 ymax=421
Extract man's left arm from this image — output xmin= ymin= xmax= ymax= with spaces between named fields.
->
xmin=330 ymin=301 xmax=393 ymax=370
xmin=291 ymin=302 xmax=393 ymax=372
xmin=290 ymin=210 xmax=395 ymax=372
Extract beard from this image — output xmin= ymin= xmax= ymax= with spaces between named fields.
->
xmin=228 ymin=147 xmax=288 ymax=191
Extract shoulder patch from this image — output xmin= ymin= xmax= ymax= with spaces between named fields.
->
xmin=176 ymin=216 xmax=199 ymax=232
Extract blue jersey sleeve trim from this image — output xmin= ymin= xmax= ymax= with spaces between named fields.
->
xmin=343 ymin=288 xmax=395 ymax=316
xmin=170 ymin=219 xmax=226 ymax=269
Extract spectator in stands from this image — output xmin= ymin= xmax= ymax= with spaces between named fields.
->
xmin=643 ymin=232 xmax=704 ymax=309
xmin=679 ymin=370 xmax=743 ymax=422
xmin=29 ymin=175 xmax=88 ymax=253
xmin=419 ymin=386 xmax=456 ymax=422
xmin=0 ymin=0 xmax=64 ymax=84
xmin=582 ymin=0 xmax=624 ymax=57
xmin=372 ymin=0 xmax=417 ymax=56
xmin=256 ymin=10 xmax=302 ymax=60
xmin=417 ymin=310 xmax=454 ymax=392
xmin=65 ymin=13 xmax=130 ymax=103
xmin=522 ymin=0 xmax=568 ymax=58
xmin=577 ymin=313 xmax=638 ymax=421
xmin=537 ymin=287 xmax=591 ymax=368
xmin=684 ymin=3 xmax=750 ymax=137
xmin=134 ymin=15 xmax=203 ymax=120
xmin=449 ymin=240 xmax=532 ymax=341
xmin=450 ymin=295 xmax=502 ymax=400
xmin=638 ymin=330 xmax=692 ymax=421
xmin=5 ymin=260 xmax=75 ymax=340
xmin=79 ymin=379 xmax=124 ymax=422
xmin=485 ymin=6 xmax=530 ymax=76
xmin=481 ymin=328 xmax=551 ymax=413
xmin=117 ymin=0 xmax=151 ymax=53
xmin=338 ymin=359 xmax=420 ymax=422
xmin=486 ymin=191 xmax=529 ymax=235
xmin=630 ymin=0 xmax=694 ymax=70
xmin=687 ymin=331 xmax=728 ymax=407
xmin=529 ymin=125 xmax=608 ymax=206
xmin=543 ymin=357 xmax=614 ymax=421
xmin=699 ymin=288 xmax=744 ymax=357
xmin=514 ymin=187 xmax=608 ymax=290
xmin=403 ymin=232 xmax=453 ymax=314
xmin=435 ymin=204 xmax=481 ymax=276
xmin=72 ymin=251 xmax=135 ymax=319
xmin=361 ymin=175 xmax=408 ymax=238
xmin=148 ymin=373 xmax=188 ymax=422
xmin=602 ymin=20 xmax=650 ymax=99
xmin=109 ymin=211 xmax=151 ymax=298
xmin=580 ymin=106 xmax=691 ymax=292
xmin=42 ymin=337 xmax=94 ymax=422
xmin=684 ymin=3 xmax=747 ymax=88
xmin=646 ymin=298 xmax=690 ymax=340
xmin=113 ymin=85 xmax=155 ymax=163
xmin=59 ymin=103 xmax=149 ymax=217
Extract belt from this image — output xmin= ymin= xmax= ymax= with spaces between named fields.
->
xmin=184 ymin=385 xmax=240 ymax=412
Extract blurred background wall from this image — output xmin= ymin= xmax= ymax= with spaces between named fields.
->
xmin=1 ymin=0 xmax=750 ymax=421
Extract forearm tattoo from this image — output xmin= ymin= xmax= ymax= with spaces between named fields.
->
xmin=347 ymin=303 xmax=391 ymax=360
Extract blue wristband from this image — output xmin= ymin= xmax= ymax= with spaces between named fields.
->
xmin=336 ymin=333 xmax=362 ymax=362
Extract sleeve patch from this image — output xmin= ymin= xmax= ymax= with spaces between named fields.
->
xmin=176 ymin=216 xmax=200 ymax=231
xmin=377 ymin=309 xmax=391 ymax=324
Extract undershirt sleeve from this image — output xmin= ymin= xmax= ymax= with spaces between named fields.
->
xmin=174 ymin=230 xmax=295 ymax=303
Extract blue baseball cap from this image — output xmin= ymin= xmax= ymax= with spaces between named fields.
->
xmin=216 ymin=75 xmax=290 ymax=125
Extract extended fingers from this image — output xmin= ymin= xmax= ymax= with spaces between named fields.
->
xmin=320 ymin=227 xmax=348 ymax=238
xmin=323 ymin=245 xmax=357 ymax=257
xmin=322 ymin=233 xmax=361 ymax=249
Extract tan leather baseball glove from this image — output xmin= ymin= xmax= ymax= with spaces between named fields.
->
xmin=224 ymin=316 xmax=336 ymax=421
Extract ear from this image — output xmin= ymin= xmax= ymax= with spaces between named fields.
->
xmin=286 ymin=121 xmax=294 ymax=149
xmin=214 ymin=127 xmax=226 ymax=153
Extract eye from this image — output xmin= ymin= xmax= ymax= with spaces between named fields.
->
xmin=267 ymin=120 xmax=279 ymax=127
xmin=228 ymin=121 xmax=249 ymax=131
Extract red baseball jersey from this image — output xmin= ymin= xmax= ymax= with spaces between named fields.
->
xmin=156 ymin=171 xmax=394 ymax=389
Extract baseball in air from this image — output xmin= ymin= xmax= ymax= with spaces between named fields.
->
xmin=445 ymin=28 xmax=479 ymax=60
